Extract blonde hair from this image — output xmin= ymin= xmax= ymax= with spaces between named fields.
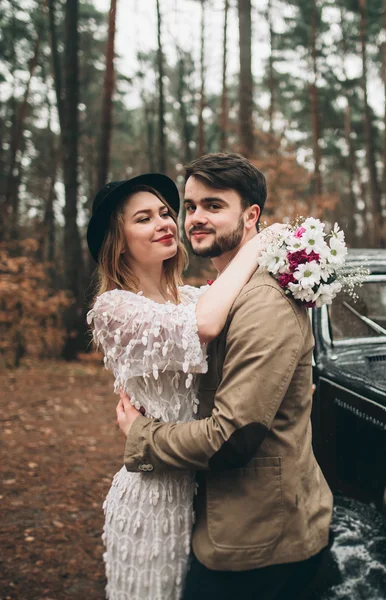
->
xmin=93 ymin=185 xmax=188 ymax=304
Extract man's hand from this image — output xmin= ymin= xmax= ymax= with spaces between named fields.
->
xmin=116 ymin=391 xmax=142 ymax=437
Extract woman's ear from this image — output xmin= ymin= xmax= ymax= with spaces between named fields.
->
xmin=244 ymin=205 xmax=260 ymax=230
xmin=120 ymin=240 xmax=128 ymax=255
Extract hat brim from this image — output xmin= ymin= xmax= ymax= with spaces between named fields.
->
xmin=87 ymin=173 xmax=181 ymax=263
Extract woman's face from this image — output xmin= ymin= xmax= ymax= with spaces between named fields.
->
xmin=122 ymin=191 xmax=178 ymax=265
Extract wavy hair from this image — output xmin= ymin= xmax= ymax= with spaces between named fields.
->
xmin=93 ymin=185 xmax=188 ymax=304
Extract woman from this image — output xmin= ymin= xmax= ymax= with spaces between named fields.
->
xmin=87 ymin=174 xmax=274 ymax=600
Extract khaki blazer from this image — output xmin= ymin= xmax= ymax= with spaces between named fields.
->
xmin=124 ymin=269 xmax=333 ymax=570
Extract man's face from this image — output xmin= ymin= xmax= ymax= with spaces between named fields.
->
xmin=183 ymin=176 xmax=247 ymax=258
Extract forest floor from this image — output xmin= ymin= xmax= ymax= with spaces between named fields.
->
xmin=0 ymin=359 xmax=121 ymax=600
xmin=1 ymin=360 xmax=386 ymax=600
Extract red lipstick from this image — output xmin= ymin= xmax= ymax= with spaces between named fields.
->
xmin=155 ymin=234 xmax=174 ymax=242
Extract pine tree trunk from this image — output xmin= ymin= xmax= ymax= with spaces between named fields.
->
xmin=0 ymin=104 xmax=14 ymax=239
xmin=37 ymin=79 xmax=58 ymax=265
xmin=156 ymin=0 xmax=166 ymax=171
xmin=3 ymin=97 xmax=18 ymax=237
xmin=267 ymin=0 xmax=275 ymax=137
xmin=219 ymin=0 xmax=229 ymax=152
xmin=48 ymin=0 xmax=64 ymax=130
xmin=46 ymin=181 xmax=56 ymax=264
xmin=6 ymin=34 xmax=40 ymax=239
xmin=198 ymin=0 xmax=206 ymax=157
xmin=62 ymin=0 xmax=82 ymax=295
xmin=143 ymin=97 xmax=156 ymax=171
xmin=238 ymin=0 xmax=254 ymax=157
xmin=0 ymin=108 xmax=5 ymax=207
xmin=339 ymin=7 xmax=359 ymax=245
xmin=0 ymin=7 xmax=17 ymax=238
xmin=382 ymin=0 xmax=386 ymax=207
xmin=343 ymin=105 xmax=358 ymax=244
xmin=97 ymin=0 xmax=117 ymax=190
xmin=177 ymin=51 xmax=192 ymax=163
xmin=309 ymin=0 xmax=322 ymax=197
xmin=359 ymin=0 xmax=383 ymax=246
xmin=39 ymin=167 xmax=57 ymax=268
xmin=62 ymin=0 xmax=85 ymax=359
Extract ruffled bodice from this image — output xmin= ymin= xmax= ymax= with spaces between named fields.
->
xmin=87 ymin=286 xmax=208 ymax=421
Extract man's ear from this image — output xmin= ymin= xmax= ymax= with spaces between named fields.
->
xmin=244 ymin=205 xmax=260 ymax=230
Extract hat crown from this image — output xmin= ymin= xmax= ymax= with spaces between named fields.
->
xmin=87 ymin=173 xmax=180 ymax=263
xmin=92 ymin=181 xmax=125 ymax=215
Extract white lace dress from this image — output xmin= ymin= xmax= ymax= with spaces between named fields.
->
xmin=87 ymin=286 xmax=208 ymax=600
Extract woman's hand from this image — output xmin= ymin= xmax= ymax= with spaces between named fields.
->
xmin=262 ymin=222 xmax=289 ymax=238
xmin=116 ymin=391 xmax=142 ymax=437
xmin=246 ymin=223 xmax=288 ymax=259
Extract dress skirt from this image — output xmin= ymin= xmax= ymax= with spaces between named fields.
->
xmin=102 ymin=466 xmax=196 ymax=600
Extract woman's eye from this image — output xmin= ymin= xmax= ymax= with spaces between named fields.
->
xmin=161 ymin=212 xmax=171 ymax=218
xmin=138 ymin=217 xmax=150 ymax=223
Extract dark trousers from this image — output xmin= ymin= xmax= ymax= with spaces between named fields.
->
xmin=183 ymin=540 xmax=336 ymax=600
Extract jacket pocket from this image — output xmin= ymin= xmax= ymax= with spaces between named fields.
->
xmin=206 ymin=456 xmax=283 ymax=550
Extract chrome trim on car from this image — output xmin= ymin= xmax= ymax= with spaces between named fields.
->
xmin=319 ymin=377 xmax=386 ymax=413
xmin=320 ymin=275 xmax=386 ymax=348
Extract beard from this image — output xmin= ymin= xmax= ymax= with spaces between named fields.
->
xmin=188 ymin=215 xmax=245 ymax=258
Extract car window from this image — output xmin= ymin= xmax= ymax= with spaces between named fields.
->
xmin=329 ymin=281 xmax=386 ymax=340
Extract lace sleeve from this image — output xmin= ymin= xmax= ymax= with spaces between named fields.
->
xmin=87 ymin=289 xmax=207 ymax=381
xmin=179 ymin=284 xmax=209 ymax=303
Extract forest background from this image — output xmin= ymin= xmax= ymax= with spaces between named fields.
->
xmin=1 ymin=0 xmax=386 ymax=366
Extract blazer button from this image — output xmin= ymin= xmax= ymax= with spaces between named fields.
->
xmin=147 ymin=464 xmax=154 ymax=471
xmin=138 ymin=464 xmax=144 ymax=471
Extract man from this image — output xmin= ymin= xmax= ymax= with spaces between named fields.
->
xmin=117 ymin=153 xmax=333 ymax=599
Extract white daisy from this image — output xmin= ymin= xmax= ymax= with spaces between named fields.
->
xmin=331 ymin=222 xmax=345 ymax=242
xmin=330 ymin=280 xmax=342 ymax=295
xmin=258 ymin=246 xmax=288 ymax=275
xmin=275 ymin=226 xmax=293 ymax=244
xmin=314 ymin=281 xmax=342 ymax=307
xmin=293 ymin=261 xmax=322 ymax=288
xmin=303 ymin=217 xmax=325 ymax=233
xmin=314 ymin=284 xmax=335 ymax=307
xmin=327 ymin=236 xmax=347 ymax=265
xmin=300 ymin=228 xmax=325 ymax=255
xmin=286 ymin=234 xmax=306 ymax=253
xmin=319 ymin=259 xmax=335 ymax=282
xmin=287 ymin=282 xmax=316 ymax=302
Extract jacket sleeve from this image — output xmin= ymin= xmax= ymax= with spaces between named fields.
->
xmin=124 ymin=283 xmax=306 ymax=472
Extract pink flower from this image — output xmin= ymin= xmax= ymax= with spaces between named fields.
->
xmin=294 ymin=227 xmax=306 ymax=238
xmin=287 ymin=249 xmax=320 ymax=272
xmin=277 ymin=272 xmax=296 ymax=288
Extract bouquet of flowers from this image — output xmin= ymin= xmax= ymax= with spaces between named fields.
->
xmin=257 ymin=217 xmax=365 ymax=308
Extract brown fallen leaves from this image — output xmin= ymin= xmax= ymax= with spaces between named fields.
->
xmin=0 ymin=359 xmax=123 ymax=599
xmin=0 ymin=239 xmax=73 ymax=368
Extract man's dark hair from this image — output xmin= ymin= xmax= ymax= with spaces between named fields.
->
xmin=184 ymin=153 xmax=267 ymax=213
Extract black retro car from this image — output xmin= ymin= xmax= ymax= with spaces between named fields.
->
xmin=311 ymin=249 xmax=386 ymax=512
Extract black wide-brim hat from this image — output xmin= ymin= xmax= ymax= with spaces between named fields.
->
xmin=87 ymin=173 xmax=181 ymax=263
